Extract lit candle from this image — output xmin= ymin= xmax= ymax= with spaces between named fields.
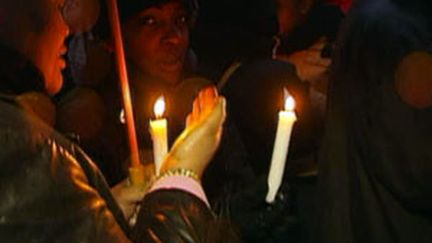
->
xmin=149 ymin=96 xmax=168 ymax=175
xmin=266 ymin=89 xmax=297 ymax=203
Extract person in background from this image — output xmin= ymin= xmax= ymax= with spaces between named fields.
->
xmin=57 ymin=0 xmax=209 ymax=185
xmin=57 ymin=0 xmax=254 ymax=214
xmin=213 ymin=1 xmax=346 ymax=241
xmin=221 ymin=59 xmax=314 ymax=242
xmin=318 ymin=0 xmax=432 ymax=242
xmin=219 ymin=0 xmax=345 ymax=180
xmin=273 ymin=0 xmax=344 ymax=134
xmin=267 ymin=0 xmax=345 ymax=178
xmin=0 ymin=0 xmax=236 ymax=241
xmin=273 ymin=0 xmax=344 ymax=85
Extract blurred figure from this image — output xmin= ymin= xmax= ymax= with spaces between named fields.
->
xmin=0 ymin=0 xmax=130 ymax=241
xmin=273 ymin=0 xmax=344 ymax=105
xmin=270 ymin=0 xmax=345 ymax=175
xmin=318 ymin=0 xmax=432 ymax=242
xmin=274 ymin=0 xmax=343 ymax=61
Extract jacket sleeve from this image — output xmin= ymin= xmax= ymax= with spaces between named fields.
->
xmin=132 ymin=189 xmax=240 ymax=243
xmin=0 ymin=103 xmax=130 ymax=242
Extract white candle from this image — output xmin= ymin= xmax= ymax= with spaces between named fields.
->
xmin=266 ymin=90 xmax=297 ymax=203
xmin=149 ymin=96 xmax=168 ymax=175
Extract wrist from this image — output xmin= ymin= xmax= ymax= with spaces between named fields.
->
xmin=160 ymin=153 xmax=204 ymax=178
xmin=155 ymin=167 xmax=200 ymax=183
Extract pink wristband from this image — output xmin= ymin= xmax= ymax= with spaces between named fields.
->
xmin=148 ymin=175 xmax=210 ymax=207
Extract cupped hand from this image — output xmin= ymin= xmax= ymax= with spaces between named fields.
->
xmin=160 ymin=86 xmax=226 ymax=178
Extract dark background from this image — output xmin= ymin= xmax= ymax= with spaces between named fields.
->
xmin=192 ymin=0 xmax=279 ymax=79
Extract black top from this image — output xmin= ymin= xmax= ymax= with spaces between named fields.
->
xmin=276 ymin=2 xmax=344 ymax=56
xmin=318 ymin=1 xmax=432 ymax=242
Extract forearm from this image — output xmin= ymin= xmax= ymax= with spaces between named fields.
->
xmin=132 ymin=189 xmax=214 ymax=242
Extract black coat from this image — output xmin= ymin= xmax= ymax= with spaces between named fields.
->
xmin=0 ymin=95 xmax=131 ymax=242
xmin=318 ymin=1 xmax=432 ymax=242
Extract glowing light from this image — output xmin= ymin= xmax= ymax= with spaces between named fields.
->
xmin=154 ymin=96 xmax=165 ymax=118
xmin=284 ymin=89 xmax=295 ymax=111
xmin=284 ymin=96 xmax=295 ymax=111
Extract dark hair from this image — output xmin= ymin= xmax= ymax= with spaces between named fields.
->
xmin=0 ymin=0 xmax=51 ymax=33
xmin=118 ymin=0 xmax=198 ymax=22
xmin=93 ymin=0 xmax=198 ymax=41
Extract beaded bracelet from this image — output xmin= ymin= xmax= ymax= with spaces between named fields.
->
xmin=154 ymin=168 xmax=200 ymax=183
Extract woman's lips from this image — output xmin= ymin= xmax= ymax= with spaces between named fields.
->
xmin=58 ymin=58 xmax=66 ymax=69
xmin=59 ymin=46 xmax=68 ymax=69
xmin=160 ymin=59 xmax=182 ymax=72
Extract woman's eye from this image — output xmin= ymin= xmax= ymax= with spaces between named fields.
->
xmin=176 ymin=15 xmax=188 ymax=26
xmin=140 ymin=16 xmax=157 ymax=26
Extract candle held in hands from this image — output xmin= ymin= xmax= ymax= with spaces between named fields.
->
xmin=149 ymin=96 xmax=168 ymax=175
xmin=266 ymin=90 xmax=297 ymax=203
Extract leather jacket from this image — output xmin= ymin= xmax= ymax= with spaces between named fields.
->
xmin=0 ymin=94 xmax=131 ymax=242
xmin=0 ymin=44 xmax=232 ymax=242
xmin=133 ymin=189 xmax=240 ymax=243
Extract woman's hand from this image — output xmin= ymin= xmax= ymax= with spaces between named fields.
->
xmin=160 ymin=86 xmax=226 ymax=178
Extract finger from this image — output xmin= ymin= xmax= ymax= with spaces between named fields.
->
xmin=206 ymin=85 xmax=218 ymax=98
xmin=186 ymin=114 xmax=193 ymax=127
xmin=202 ymin=96 xmax=226 ymax=132
xmin=201 ymin=86 xmax=218 ymax=113
xmin=194 ymin=87 xmax=213 ymax=123
xmin=191 ymin=98 xmax=200 ymax=124
xmin=198 ymin=88 xmax=206 ymax=114
xmin=203 ymin=85 xmax=218 ymax=101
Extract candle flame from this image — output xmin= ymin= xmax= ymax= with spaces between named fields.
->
xmin=154 ymin=96 xmax=165 ymax=118
xmin=285 ymin=96 xmax=295 ymax=111
xmin=283 ymin=88 xmax=295 ymax=111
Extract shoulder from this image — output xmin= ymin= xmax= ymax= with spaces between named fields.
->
xmin=0 ymin=96 xmax=83 ymax=165
xmin=0 ymin=97 xmax=53 ymax=147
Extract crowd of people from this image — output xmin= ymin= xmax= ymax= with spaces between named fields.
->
xmin=0 ymin=0 xmax=431 ymax=242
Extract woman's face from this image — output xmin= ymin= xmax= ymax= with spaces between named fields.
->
xmin=123 ymin=1 xmax=190 ymax=86
xmin=29 ymin=0 xmax=70 ymax=94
